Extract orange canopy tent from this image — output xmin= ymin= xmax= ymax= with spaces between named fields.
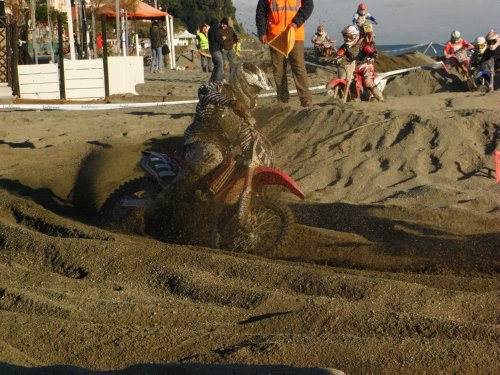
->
xmin=97 ymin=1 xmax=169 ymax=19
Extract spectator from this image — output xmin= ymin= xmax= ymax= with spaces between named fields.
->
xmin=219 ymin=18 xmax=239 ymax=71
xmin=196 ymin=24 xmax=213 ymax=72
xmin=208 ymin=18 xmax=224 ymax=82
xmin=150 ymin=21 xmax=163 ymax=73
xmin=256 ymin=0 xmax=314 ymax=107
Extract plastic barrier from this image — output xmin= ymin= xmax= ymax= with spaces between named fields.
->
xmin=0 ymin=86 xmax=326 ymax=111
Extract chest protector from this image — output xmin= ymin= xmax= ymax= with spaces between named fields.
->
xmin=267 ymin=0 xmax=305 ymax=41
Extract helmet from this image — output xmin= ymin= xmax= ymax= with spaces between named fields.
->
xmin=485 ymin=30 xmax=500 ymax=51
xmin=474 ymin=36 xmax=486 ymax=50
xmin=317 ymin=25 xmax=325 ymax=34
xmin=450 ymin=30 xmax=461 ymax=42
xmin=357 ymin=3 xmax=367 ymax=15
xmin=229 ymin=62 xmax=272 ymax=109
xmin=341 ymin=25 xmax=360 ymax=47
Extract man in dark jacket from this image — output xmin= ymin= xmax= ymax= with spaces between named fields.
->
xmin=219 ymin=18 xmax=239 ymax=71
xmin=256 ymin=0 xmax=314 ymax=107
xmin=208 ymin=18 xmax=224 ymax=82
xmin=149 ymin=21 xmax=164 ymax=73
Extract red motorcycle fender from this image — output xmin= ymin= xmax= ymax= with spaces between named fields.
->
xmin=253 ymin=166 xmax=305 ymax=200
xmin=326 ymin=78 xmax=346 ymax=90
xmin=221 ymin=167 xmax=305 ymax=205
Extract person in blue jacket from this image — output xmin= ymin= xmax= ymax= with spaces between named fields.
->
xmin=352 ymin=3 xmax=377 ymax=27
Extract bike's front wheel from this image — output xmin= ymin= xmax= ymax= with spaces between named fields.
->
xmin=100 ymin=177 xmax=161 ymax=233
xmin=211 ymin=196 xmax=294 ymax=256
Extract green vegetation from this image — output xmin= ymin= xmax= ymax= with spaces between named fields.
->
xmin=157 ymin=0 xmax=241 ymax=33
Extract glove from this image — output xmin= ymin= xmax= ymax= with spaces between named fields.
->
xmin=259 ymin=35 xmax=267 ymax=44
xmin=233 ymin=100 xmax=250 ymax=117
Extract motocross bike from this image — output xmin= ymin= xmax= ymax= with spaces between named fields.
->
xmin=314 ymin=40 xmax=337 ymax=59
xmin=473 ymin=59 xmax=498 ymax=93
xmin=447 ymin=49 xmax=476 ymax=90
xmin=325 ymin=58 xmax=383 ymax=103
xmin=100 ymin=124 xmax=305 ymax=256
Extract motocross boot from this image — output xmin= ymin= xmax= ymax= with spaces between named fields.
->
xmin=370 ymin=86 xmax=385 ymax=102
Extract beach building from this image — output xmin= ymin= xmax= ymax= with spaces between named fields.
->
xmin=174 ymin=30 xmax=196 ymax=46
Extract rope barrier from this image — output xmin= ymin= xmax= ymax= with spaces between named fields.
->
xmin=0 ymin=86 xmax=327 ymax=111
xmin=380 ymin=42 xmax=432 ymax=54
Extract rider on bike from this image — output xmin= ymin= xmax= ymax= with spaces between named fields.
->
xmin=312 ymin=25 xmax=336 ymax=58
xmin=479 ymin=30 xmax=500 ymax=89
xmin=352 ymin=3 xmax=377 ymax=26
xmin=176 ymin=62 xmax=272 ymax=198
xmin=443 ymin=30 xmax=473 ymax=67
xmin=335 ymin=25 xmax=384 ymax=101
xmin=352 ymin=3 xmax=377 ymax=45
xmin=470 ymin=36 xmax=487 ymax=74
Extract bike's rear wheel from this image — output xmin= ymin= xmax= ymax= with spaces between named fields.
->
xmin=100 ymin=177 xmax=161 ymax=233
xmin=211 ymin=196 xmax=294 ymax=256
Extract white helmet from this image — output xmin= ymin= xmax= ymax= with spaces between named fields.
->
xmin=229 ymin=62 xmax=272 ymax=109
xmin=485 ymin=30 xmax=500 ymax=51
xmin=451 ymin=30 xmax=461 ymax=42
xmin=474 ymin=36 xmax=486 ymax=51
xmin=342 ymin=25 xmax=360 ymax=47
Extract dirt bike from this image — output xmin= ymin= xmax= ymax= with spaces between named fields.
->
xmin=358 ymin=22 xmax=376 ymax=45
xmin=314 ymin=41 xmax=337 ymax=59
xmin=100 ymin=123 xmax=305 ymax=255
xmin=447 ymin=49 xmax=477 ymax=90
xmin=473 ymin=59 xmax=498 ymax=93
xmin=325 ymin=58 xmax=383 ymax=103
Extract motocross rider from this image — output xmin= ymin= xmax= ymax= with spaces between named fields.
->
xmin=177 ymin=62 xmax=272 ymax=198
xmin=443 ymin=30 xmax=473 ymax=67
xmin=335 ymin=25 xmax=384 ymax=101
xmin=352 ymin=3 xmax=377 ymax=45
xmin=352 ymin=3 xmax=377 ymax=26
xmin=470 ymin=36 xmax=487 ymax=74
xmin=312 ymin=25 xmax=336 ymax=58
xmin=479 ymin=30 xmax=500 ymax=89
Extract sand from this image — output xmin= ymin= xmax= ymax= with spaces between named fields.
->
xmin=0 ymin=50 xmax=499 ymax=374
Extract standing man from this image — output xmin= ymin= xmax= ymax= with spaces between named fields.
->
xmin=208 ymin=18 xmax=224 ymax=82
xmin=196 ymin=24 xmax=213 ymax=73
xmin=256 ymin=0 xmax=314 ymax=107
xmin=219 ymin=18 xmax=239 ymax=71
xmin=149 ymin=21 xmax=163 ymax=73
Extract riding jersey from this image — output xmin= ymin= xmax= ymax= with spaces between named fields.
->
xmin=444 ymin=39 xmax=473 ymax=57
xmin=184 ymin=81 xmax=252 ymax=152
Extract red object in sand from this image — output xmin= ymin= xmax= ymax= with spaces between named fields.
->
xmin=495 ymin=150 xmax=500 ymax=182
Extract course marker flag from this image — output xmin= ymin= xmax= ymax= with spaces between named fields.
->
xmin=268 ymin=27 xmax=295 ymax=58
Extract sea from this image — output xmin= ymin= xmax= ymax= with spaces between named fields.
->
xmin=376 ymin=43 xmax=445 ymax=57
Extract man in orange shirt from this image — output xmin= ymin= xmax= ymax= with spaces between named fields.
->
xmin=256 ymin=0 xmax=314 ymax=107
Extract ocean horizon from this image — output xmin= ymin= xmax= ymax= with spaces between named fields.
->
xmin=377 ymin=43 xmax=446 ymax=57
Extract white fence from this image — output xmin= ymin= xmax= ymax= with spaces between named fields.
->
xmin=17 ymin=56 xmax=144 ymax=100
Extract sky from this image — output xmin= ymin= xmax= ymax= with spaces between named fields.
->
xmin=233 ymin=0 xmax=500 ymax=46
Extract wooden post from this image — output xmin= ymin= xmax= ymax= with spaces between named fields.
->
xmin=101 ymin=14 xmax=109 ymax=98
xmin=57 ymin=14 xmax=66 ymax=99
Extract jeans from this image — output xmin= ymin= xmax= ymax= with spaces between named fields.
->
xmin=222 ymin=49 xmax=237 ymax=70
xmin=200 ymin=49 xmax=213 ymax=72
xmin=210 ymin=50 xmax=224 ymax=82
xmin=150 ymin=47 xmax=163 ymax=72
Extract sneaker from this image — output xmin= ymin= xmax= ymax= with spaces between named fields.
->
xmin=300 ymin=100 xmax=313 ymax=107
xmin=277 ymin=97 xmax=289 ymax=104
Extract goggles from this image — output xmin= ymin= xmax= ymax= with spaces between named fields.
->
xmin=476 ymin=43 xmax=486 ymax=49
xmin=486 ymin=39 xmax=497 ymax=45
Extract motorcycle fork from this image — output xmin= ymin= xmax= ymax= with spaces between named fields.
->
xmin=237 ymin=164 xmax=255 ymax=228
